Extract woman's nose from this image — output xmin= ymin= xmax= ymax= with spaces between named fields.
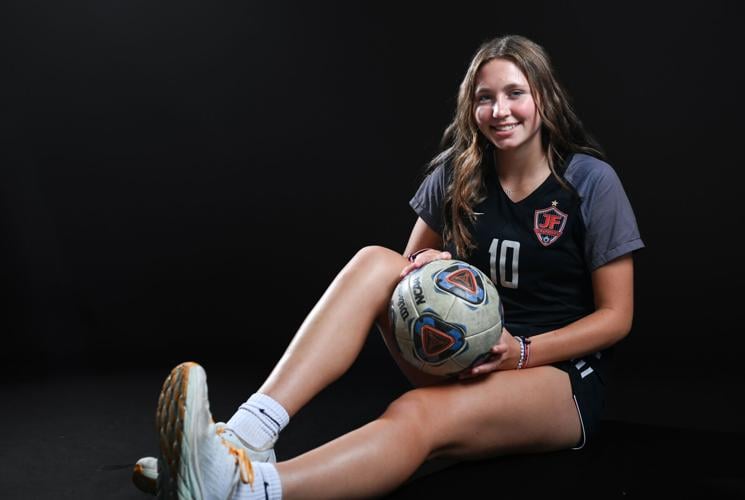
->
xmin=492 ymin=100 xmax=509 ymax=118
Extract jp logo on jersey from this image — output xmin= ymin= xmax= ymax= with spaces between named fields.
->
xmin=534 ymin=205 xmax=568 ymax=247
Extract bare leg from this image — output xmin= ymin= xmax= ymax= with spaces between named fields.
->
xmin=276 ymin=366 xmax=582 ymax=499
xmin=258 ymin=246 xmax=437 ymax=417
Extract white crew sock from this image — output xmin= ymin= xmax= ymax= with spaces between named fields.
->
xmin=234 ymin=462 xmax=282 ymax=500
xmin=226 ymin=393 xmax=290 ymax=449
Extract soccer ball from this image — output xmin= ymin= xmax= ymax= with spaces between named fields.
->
xmin=389 ymin=259 xmax=503 ymax=377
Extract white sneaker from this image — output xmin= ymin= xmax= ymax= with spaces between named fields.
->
xmin=153 ymin=361 xmax=257 ymax=500
xmin=132 ymin=456 xmax=158 ymax=494
xmin=132 ymin=425 xmax=276 ymax=495
xmin=132 ymin=379 xmax=276 ymax=495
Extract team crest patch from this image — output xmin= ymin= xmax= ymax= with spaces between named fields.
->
xmin=534 ymin=205 xmax=568 ymax=246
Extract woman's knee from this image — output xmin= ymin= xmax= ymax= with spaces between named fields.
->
xmin=381 ymin=390 xmax=441 ymax=453
xmin=342 ymin=246 xmax=407 ymax=300
xmin=351 ymin=245 xmax=406 ymax=273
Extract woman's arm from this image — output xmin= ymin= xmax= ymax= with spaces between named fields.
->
xmin=403 ymin=217 xmax=443 ymax=258
xmin=400 ymin=217 xmax=451 ymax=278
xmin=525 ymin=254 xmax=634 ymax=366
xmin=462 ymin=254 xmax=635 ymax=376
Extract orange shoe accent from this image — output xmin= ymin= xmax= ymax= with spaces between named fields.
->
xmin=156 ymin=361 xmax=198 ymax=495
xmin=225 ymin=442 xmax=255 ymax=488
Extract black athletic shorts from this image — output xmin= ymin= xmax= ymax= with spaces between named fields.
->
xmin=553 ymin=352 xmax=606 ymax=449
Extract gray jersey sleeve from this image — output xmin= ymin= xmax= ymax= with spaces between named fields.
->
xmin=409 ymin=164 xmax=449 ymax=234
xmin=565 ymin=155 xmax=645 ymax=270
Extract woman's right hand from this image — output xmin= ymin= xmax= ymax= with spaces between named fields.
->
xmin=399 ymin=249 xmax=452 ymax=279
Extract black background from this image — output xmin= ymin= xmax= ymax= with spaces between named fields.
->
xmin=2 ymin=0 xmax=744 ymax=442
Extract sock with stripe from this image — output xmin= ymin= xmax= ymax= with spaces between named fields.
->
xmin=226 ymin=393 xmax=290 ymax=450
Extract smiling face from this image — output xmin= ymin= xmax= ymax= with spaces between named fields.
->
xmin=473 ymin=58 xmax=543 ymax=154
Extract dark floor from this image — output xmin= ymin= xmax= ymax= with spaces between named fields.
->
xmin=1 ymin=345 xmax=744 ymax=499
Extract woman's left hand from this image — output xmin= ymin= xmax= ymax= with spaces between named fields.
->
xmin=458 ymin=327 xmax=519 ymax=380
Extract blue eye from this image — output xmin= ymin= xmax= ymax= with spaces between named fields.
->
xmin=477 ymin=95 xmax=492 ymax=103
xmin=509 ymin=90 xmax=525 ymax=98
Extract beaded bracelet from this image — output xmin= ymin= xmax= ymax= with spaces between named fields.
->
xmin=516 ymin=337 xmax=525 ymax=369
xmin=516 ymin=336 xmax=532 ymax=369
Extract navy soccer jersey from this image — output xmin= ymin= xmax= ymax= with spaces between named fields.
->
xmin=409 ymin=153 xmax=644 ymax=338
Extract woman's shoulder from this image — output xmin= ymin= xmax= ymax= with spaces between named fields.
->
xmin=420 ymin=159 xmax=455 ymax=185
xmin=564 ymin=153 xmax=623 ymax=194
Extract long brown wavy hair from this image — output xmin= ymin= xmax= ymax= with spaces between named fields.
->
xmin=428 ymin=35 xmax=605 ymax=257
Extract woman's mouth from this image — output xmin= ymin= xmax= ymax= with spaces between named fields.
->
xmin=493 ymin=123 xmax=520 ymax=131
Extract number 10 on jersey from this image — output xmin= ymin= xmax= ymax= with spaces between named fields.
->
xmin=489 ymin=239 xmax=520 ymax=289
